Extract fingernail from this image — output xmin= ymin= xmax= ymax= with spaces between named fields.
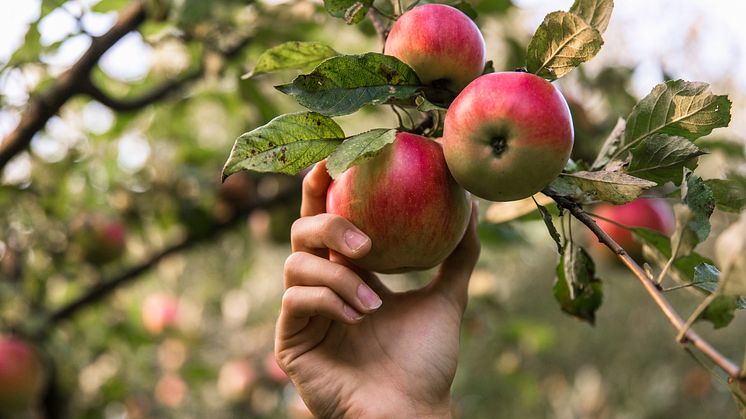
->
xmin=357 ymin=284 xmax=382 ymax=310
xmin=344 ymin=230 xmax=369 ymax=252
xmin=343 ymin=304 xmax=364 ymax=321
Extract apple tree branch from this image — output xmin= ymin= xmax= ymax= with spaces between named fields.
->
xmin=39 ymin=181 xmax=301 ymax=332
xmin=544 ymin=189 xmax=744 ymax=381
xmin=0 ymin=1 xmax=147 ymax=170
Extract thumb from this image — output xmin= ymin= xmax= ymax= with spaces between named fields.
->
xmin=432 ymin=201 xmax=481 ymax=312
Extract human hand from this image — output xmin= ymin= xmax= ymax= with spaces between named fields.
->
xmin=275 ymin=161 xmax=480 ymax=418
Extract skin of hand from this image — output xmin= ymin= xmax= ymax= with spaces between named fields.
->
xmin=275 ymin=161 xmax=480 ymax=419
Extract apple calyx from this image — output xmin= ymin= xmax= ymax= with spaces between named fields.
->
xmin=489 ymin=130 xmax=510 ymax=158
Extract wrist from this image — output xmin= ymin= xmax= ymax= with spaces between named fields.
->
xmin=343 ymin=397 xmax=452 ymax=419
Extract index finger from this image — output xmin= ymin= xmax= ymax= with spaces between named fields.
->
xmin=301 ymin=161 xmax=331 ymax=217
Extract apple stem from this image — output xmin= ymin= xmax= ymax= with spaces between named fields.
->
xmin=367 ymin=9 xmax=389 ymax=46
xmin=545 ymin=188 xmax=743 ymax=380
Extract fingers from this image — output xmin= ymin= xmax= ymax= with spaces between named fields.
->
xmin=301 ymin=161 xmax=331 ymax=217
xmin=291 ymin=214 xmax=371 ymax=259
xmin=284 ymin=286 xmax=365 ymax=323
xmin=432 ymin=201 xmax=481 ymax=312
xmin=284 ymin=252 xmax=383 ymax=315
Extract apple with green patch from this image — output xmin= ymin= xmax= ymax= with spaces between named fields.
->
xmin=326 ymin=132 xmax=471 ymax=273
xmin=443 ymin=71 xmax=574 ymax=202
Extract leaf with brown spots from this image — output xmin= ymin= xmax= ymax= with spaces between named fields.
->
xmin=222 ymin=112 xmax=344 ymax=178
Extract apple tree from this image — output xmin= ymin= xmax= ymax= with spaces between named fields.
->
xmin=0 ymin=0 xmax=745 ymax=417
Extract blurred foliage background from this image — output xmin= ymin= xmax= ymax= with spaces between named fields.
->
xmin=0 ymin=0 xmax=745 ymax=418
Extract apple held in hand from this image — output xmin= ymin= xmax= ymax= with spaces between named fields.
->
xmin=443 ymin=71 xmax=574 ymax=202
xmin=327 ymin=132 xmax=471 ymax=274
xmin=384 ymin=4 xmax=486 ymax=92
xmin=591 ymin=198 xmax=675 ymax=259
xmin=0 ymin=336 xmax=45 ymax=413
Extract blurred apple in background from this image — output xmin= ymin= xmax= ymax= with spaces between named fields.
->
xmin=218 ymin=358 xmax=257 ymax=402
xmin=154 ymin=373 xmax=187 ymax=408
xmin=590 ymin=198 xmax=675 ymax=260
xmin=75 ymin=214 xmax=127 ymax=265
xmin=142 ymin=293 xmax=180 ymax=335
xmin=0 ymin=336 xmax=45 ymax=414
xmin=263 ymin=352 xmax=289 ymax=384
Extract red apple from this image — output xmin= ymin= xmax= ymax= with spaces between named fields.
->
xmin=0 ymin=336 xmax=45 ymax=413
xmin=142 ymin=293 xmax=180 ymax=335
xmin=326 ymin=132 xmax=471 ymax=274
xmin=384 ymin=4 xmax=486 ymax=92
xmin=591 ymin=198 xmax=675 ymax=258
xmin=154 ymin=373 xmax=187 ymax=408
xmin=442 ymin=71 xmax=574 ymax=202
xmin=79 ymin=215 xmax=127 ymax=265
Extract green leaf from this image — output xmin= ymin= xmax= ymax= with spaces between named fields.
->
xmin=482 ymin=60 xmax=496 ymax=75
xmin=419 ymin=0 xmax=479 ymax=20
xmin=474 ymin=0 xmax=512 ymax=14
xmin=682 ymin=174 xmax=715 ymax=244
xmin=222 ymin=112 xmax=344 ymax=178
xmin=6 ymin=22 xmax=42 ymax=68
xmin=324 ymin=0 xmax=373 ymax=24
xmin=590 ymin=117 xmax=625 ymax=170
xmin=694 ymin=264 xmax=746 ymax=308
xmin=568 ymin=0 xmax=614 ymax=34
xmin=177 ymin=0 xmax=212 ymax=26
xmin=635 ymin=231 xmax=746 ymax=308
xmin=635 ymin=228 xmax=711 ymax=286
xmin=92 ymin=0 xmax=132 ymax=13
xmin=715 ymin=211 xmax=746 ymax=296
xmin=627 ymin=134 xmax=705 ymax=186
xmin=729 ymin=379 xmax=746 ymax=418
xmin=543 ymin=176 xmax=586 ymax=202
xmin=692 ymin=263 xmax=720 ymax=294
xmin=276 ymin=53 xmax=422 ymax=116
xmin=706 ymin=176 xmax=746 ymax=213
xmin=624 ymin=80 xmax=732 ymax=150
xmin=526 ymin=11 xmax=604 ymax=81
xmin=562 ymin=171 xmax=656 ymax=204
xmin=326 ymin=129 xmax=397 ymax=179
xmin=415 ymin=95 xmax=447 ymax=112
xmin=534 ymin=198 xmax=562 ymax=254
xmin=698 ymin=138 xmax=746 ymax=160
xmin=243 ymin=42 xmax=339 ymax=79
xmin=669 ymin=203 xmax=698 ymax=257
xmin=449 ymin=1 xmax=479 ymax=20
xmin=553 ymin=244 xmax=603 ymax=324
xmin=700 ymin=294 xmax=739 ymax=329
